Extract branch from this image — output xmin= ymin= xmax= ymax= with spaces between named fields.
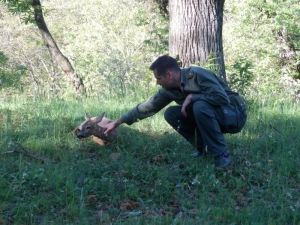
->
xmin=1 ymin=142 xmax=54 ymax=163
xmin=269 ymin=123 xmax=283 ymax=136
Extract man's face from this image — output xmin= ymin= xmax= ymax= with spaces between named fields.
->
xmin=153 ymin=69 xmax=174 ymax=91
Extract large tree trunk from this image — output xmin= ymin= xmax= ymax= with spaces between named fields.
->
xmin=169 ymin=0 xmax=226 ymax=81
xmin=32 ymin=0 xmax=86 ymax=95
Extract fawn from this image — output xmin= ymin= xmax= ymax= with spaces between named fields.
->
xmin=74 ymin=112 xmax=120 ymax=146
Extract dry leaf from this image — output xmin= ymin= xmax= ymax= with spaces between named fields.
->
xmin=149 ymin=154 xmax=164 ymax=164
xmin=110 ymin=152 xmax=121 ymax=161
xmin=120 ymin=199 xmax=140 ymax=211
xmin=115 ymin=170 xmax=127 ymax=175
xmin=159 ymin=209 xmax=173 ymax=216
xmin=87 ymin=194 xmax=98 ymax=202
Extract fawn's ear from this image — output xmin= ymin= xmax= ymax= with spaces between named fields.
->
xmin=85 ymin=112 xmax=91 ymax=121
xmin=94 ymin=112 xmax=105 ymax=123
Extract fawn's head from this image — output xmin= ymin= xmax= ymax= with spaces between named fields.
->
xmin=76 ymin=112 xmax=105 ymax=139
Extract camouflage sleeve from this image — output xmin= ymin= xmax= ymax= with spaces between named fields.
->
xmin=121 ymin=89 xmax=172 ymax=125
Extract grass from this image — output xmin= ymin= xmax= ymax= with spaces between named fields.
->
xmin=0 ymin=95 xmax=299 ymax=224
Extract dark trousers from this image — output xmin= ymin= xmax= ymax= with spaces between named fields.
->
xmin=164 ymin=100 xmax=246 ymax=157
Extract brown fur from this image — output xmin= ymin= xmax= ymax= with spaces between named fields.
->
xmin=74 ymin=112 xmax=119 ymax=146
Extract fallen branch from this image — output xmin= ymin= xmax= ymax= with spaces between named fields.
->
xmin=0 ymin=142 xmax=54 ymax=163
xmin=269 ymin=123 xmax=283 ymax=136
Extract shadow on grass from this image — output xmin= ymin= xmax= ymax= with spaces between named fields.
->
xmin=1 ymin=104 xmax=300 ymax=224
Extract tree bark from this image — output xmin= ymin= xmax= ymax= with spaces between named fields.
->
xmin=169 ymin=0 xmax=226 ymax=81
xmin=32 ymin=0 xmax=86 ymax=95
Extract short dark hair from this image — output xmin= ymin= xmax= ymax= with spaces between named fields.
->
xmin=149 ymin=55 xmax=180 ymax=76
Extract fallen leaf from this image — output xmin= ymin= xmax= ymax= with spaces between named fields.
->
xmin=149 ymin=154 xmax=164 ymax=164
xmin=159 ymin=209 xmax=173 ymax=216
xmin=115 ymin=170 xmax=127 ymax=175
xmin=120 ymin=199 xmax=140 ymax=211
xmin=110 ymin=152 xmax=121 ymax=161
xmin=87 ymin=194 xmax=98 ymax=203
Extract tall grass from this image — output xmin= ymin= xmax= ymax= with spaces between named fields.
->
xmin=0 ymin=95 xmax=299 ymax=224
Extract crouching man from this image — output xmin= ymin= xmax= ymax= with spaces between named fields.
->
xmin=104 ymin=55 xmax=247 ymax=169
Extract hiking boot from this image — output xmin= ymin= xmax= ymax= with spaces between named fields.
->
xmin=214 ymin=151 xmax=231 ymax=169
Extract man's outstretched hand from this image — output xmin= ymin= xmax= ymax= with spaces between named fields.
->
xmin=104 ymin=118 xmax=123 ymax=135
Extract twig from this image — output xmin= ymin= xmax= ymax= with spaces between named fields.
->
xmin=269 ymin=123 xmax=283 ymax=136
xmin=0 ymin=150 xmax=15 ymax=155
xmin=1 ymin=142 xmax=54 ymax=163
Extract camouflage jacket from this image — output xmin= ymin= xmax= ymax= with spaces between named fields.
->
xmin=121 ymin=66 xmax=242 ymax=125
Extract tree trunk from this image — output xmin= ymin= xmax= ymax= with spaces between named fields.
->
xmin=32 ymin=0 xmax=86 ymax=95
xmin=169 ymin=0 xmax=226 ymax=81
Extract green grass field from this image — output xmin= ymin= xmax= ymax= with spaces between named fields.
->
xmin=0 ymin=96 xmax=299 ymax=224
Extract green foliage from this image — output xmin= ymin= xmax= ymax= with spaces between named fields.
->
xmin=224 ymin=0 xmax=300 ymax=101
xmin=1 ymin=0 xmax=35 ymax=24
xmin=50 ymin=0 xmax=169 ymax=99
xmin=0 ymin=0 xmax=169 ymax=99
xmin=0 ymin=51 xmax=26 ymax=90
xmin=0 ymin=51 xmax=8 ymax=65
xmin=1 ymin=0 xmax=31 ymax=14
xmin=228 ymin=59 xmax=254 ymax=96
xmin=143 ymin=19 xmax=169 ymax=56
xmin=151 ymin=0 xmax=169 ymax=18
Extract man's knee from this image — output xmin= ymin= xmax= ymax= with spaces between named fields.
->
xmin=164 ymin=106 xmax=178 ymax=122
xmin=192 ymin=101 xmax=213 ymax=118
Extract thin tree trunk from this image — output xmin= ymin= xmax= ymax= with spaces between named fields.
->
xmin=169 ymin=0 xmax=226 ymax=81
xmin=32 ymin=0 xmax=86 ymax=95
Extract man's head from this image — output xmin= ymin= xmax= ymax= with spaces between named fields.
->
xmin=149 ymin=55 xmax=181 ymax=90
